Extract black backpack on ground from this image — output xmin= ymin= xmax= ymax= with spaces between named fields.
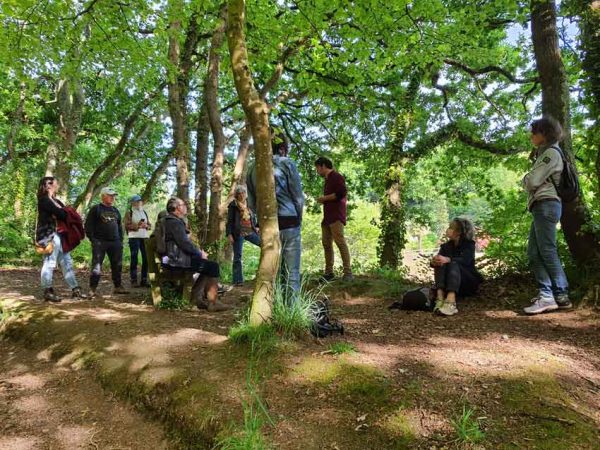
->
xmin=549 ymin=146 xmax=580 ymax=203
xmin=388 ymin=287 xmax=436 ymax=311
xmin=309 ymin=296 xmax=344 ymax=338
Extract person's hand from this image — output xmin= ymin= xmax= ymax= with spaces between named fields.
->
xmin=256 ymin=227 xmax=260 ymax=235
xmin=228 ymin=234 xmax=234 ymax=244
xmin=432 ymin=255 xmax=451 ymax=266
xmin=200 ymin=249 xmax=208 ymax=259
xmin=317 ymin=196 xmax=325 ymax=204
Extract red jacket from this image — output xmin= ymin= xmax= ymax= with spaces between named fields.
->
xmin=56 ymin=207 xmax=85 ymax=253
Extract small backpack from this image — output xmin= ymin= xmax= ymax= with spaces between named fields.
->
xmin=153 ymin=211 xmax=168 ymax=256
xmin=549 ymin=146 xmax=580 ymax=203
xmin=309 ymin=296 xmax=344 ymax=338
xmin=388 ymin=287 xmax=436 ymax=311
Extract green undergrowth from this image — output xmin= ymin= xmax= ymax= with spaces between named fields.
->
xmin=327 ymin=341 xmax=356 ymax=355
xmin=450 ymin=406 xmax=486 ymax=445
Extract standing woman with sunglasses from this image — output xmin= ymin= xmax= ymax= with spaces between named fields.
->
xmin=36 ymin=176 xmax=86 ymax=302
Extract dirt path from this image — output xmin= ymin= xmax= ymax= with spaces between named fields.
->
xmin=1 ymin=268 xmax=599 ymax=449
xmin=0 ymin=343 xmax=169 ymax=450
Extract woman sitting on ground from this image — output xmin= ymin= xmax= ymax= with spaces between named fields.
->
xmin=226 ymin=184 xmax=261 ymax=286
xmin=431 ymin=218 xmax=483 ymax=316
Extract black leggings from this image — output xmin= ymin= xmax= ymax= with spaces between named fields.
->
xmin=434 ymin=261 xmax=461 ymax=293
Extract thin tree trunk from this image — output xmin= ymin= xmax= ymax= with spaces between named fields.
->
xmin=206 ymin=6 xmax=228 ymax=244
xmin=227 ymin=0 xmax=280 ymax=326
xmin=531 ymin=0 xmax=600 ymax=264
xmin=378 ymin=72 xmax=421 ymax=269
xmin=195 ymin=101 xmax=211 ymax=243
xmin=142 ymin=149 xmax=176 ymax=203
xmin=55 ymin=78 xmax=85 ymax=198
xmin=7 ymin=82 xmax=26 ymax=160
xmin=74 ymin=89 xmax=162 ymax=210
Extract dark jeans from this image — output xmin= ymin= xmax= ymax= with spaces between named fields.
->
xmin=434 ymin=262 xmax=461 ymax=293
xmin=232 ymin=232 xmax=261 ymax=284
xmin=190 ymin=254 xmax=220 ymax=278
xmin=90 ymin=240 xmax=123 ymax=289
xmin=129 ymin=238 xmax=148 ymax=283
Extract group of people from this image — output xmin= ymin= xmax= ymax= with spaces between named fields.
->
xmin=36 ymin=117 xmax=572 ymax=317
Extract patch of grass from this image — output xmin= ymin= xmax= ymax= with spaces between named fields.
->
xmin=337 ymin=364 xmax=390 ymax=405
xmin=327 ymin=341 xmax=356 ymax=355
xmin=492 ymin=374 xmax=600 ymax=449
xmin=383 ymin=407 xmax=418 ymax=447
xmin=450 ymin=406 xmax=485 ymax=445
xmin=228 ymin=322 xmax=278 ymax=354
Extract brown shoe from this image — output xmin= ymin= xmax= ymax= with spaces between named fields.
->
xmin=43 ymin=288 xmax=61 ymax=303
xmin=207 ymin=301 xmax=233 ymax=312
xmin=113 ymin=286 xmax=130 ymax=295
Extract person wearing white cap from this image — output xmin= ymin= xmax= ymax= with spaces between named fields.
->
xmin=124 ymin=194 xmax=151 ymax=287
xmin=84 ymin=187 xmax=129 ymax=297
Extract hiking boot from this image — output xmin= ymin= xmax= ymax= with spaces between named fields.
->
xmin=524 ymin=296 xmax=558 ymax=315
xmin=88 ymin=288 xmax=98 ymax=299
xmin=320 ymin=273 xmax=335 ymax=282
xmin=113 ymin=286 xmax=130 ymax=295
xmin=138 ymin=281 xmax=151 ymax=288
xmin=130 ymin=279 xmax=139 ymax=288
xmin=437 ymin=301 xmax=458 ymax=316
xmin=207 ymin=301 xmax=234 ymax=312
xmin=555 ymin=294 xmax=573 ymax=310
xmin=43 ymin=288 xmax=61 ymax=303
xmin=71 ymin=287 xmax=88 ymax=299
xmin=342 ymin=273 xmax=354 ymax=282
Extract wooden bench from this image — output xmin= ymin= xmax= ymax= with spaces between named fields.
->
xmin=145 ymin=235 xmax=195 ymax=307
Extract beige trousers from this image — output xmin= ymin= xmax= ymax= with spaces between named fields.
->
xmin=321 ymin=221 xmax=352 ymax=275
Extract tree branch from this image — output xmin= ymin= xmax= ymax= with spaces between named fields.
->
xmin=444 ymin=58 xmax=538 ymax=84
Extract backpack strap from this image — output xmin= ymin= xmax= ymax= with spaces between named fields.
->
xmin=546 ymin=145 xmax=564 ymax=194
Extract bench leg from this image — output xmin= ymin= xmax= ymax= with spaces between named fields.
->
xmin=182 ymin=281 xmax=193 ymax=304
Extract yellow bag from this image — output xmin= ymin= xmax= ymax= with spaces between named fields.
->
xmin=34 ymin=240 xmax=54 ymax=255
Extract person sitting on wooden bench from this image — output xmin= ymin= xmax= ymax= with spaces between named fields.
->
xmin=163 ymin=197 xmax=232 ymax=312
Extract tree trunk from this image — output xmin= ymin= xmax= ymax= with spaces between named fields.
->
xmin=55 ymin=78 xmax=84 ymax=199
xmin=195 ymin=101 xmax=211 ymax=244
xmin=167 ymin=0 xmax=191 ymax=204
xmin=227 ymin=0 xmax=280 ymax=326
xmin=7 ymin=81 xmax=26 ymax=160
xmin=377 ymin=73 xmax=421 ymax=269
xmin=206 ymin=6 xmax=228 ymax=244
xmin=142 ymin=149 xmax=176 ymax=203
xmin=531 ymin=0 xmax=600 ymax=264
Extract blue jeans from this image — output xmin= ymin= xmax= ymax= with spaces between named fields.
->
xmin=279 ymin=226 xmax=302 ymax=301
xmin=232 ymin=232 xmax=261 ymax=284
xmin=40 ymin=234 xmax=78 ymax=289
xmin=129 ymin=238 xmax=148 ymax=283
xmin=527 ymin=200 xmax=568 ymax=299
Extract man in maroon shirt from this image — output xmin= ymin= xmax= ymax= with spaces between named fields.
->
xmin=315 ymin=157 xmax=353 ymax=281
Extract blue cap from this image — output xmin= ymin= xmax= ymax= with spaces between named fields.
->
xmin=129 ymin=194 xmax=142 ymax=203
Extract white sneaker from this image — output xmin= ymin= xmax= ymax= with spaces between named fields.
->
xmin=437 ymin=302 xmax=458 ymax=316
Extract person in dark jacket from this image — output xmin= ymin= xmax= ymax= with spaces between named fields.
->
xmin=36 ymin=176 xmax=87 ymax=302
xmin=85 ymin=187 xmax=129 ymax=297
xmin=164 ymin=197 xmax=231 ymax=312
xmin=226 ymin=185 xmax=260 ymax=285
xmin=431 ymin=218 xmax=483 ymax=316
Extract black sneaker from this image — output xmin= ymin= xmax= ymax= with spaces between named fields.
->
xmin=319 ymin=273 xmax=335 ymax=282
xmin=43 ymin=288 xmax=61 ymax=303
xmin=555 ymin=294 xmax=573 ymax=309
xmin=138 ymin=281 xmax=151 ymax=288
xmin=71 ymin=287 xmax=88 ymax=299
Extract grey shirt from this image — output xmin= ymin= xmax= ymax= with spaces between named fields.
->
xmin=522 ymin=143 xmax=563 ymax=209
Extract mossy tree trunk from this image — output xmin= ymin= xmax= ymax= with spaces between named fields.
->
xmin=377 ymin=73 xmax=421 ymax=269
xmin=227 ymin=0 xmax=280 ymax=326
xmin=531 ymin=0 xmax=600 ymax=264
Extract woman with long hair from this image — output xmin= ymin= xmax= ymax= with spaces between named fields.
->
xmin=431 ymin=217 xmax=483 ymax=316
xmin=226 ymin=184 xmax=261 ymax=285
xmin=36 ymin=176 xmax=86 ymax=302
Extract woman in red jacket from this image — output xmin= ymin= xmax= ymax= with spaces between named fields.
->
xmin=36 ymin=177 xmax=86 ymax=302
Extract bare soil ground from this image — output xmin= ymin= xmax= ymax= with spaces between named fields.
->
xmin=1 ymin=268 xmax=599 ymax=449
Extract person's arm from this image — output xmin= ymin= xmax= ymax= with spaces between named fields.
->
xmin=40 ymin=196 xmax=67 ymax=221
xmin=124 ymin=210 xmax=135 ymax=232
xmin=116 ymin=209 xmax=124 ymax=242
xmin=448 ymin=241 xmax=476 ymax=266
xmin=522 ymin=147 xmax=563 ymax=193
xmin=84 ymin=206 xmax=97 ymax=241
xmin=226 ymin=202 xmax=235 ymax=237
xmin=145 ymin=210 xmax=151 ymax=230
xmin=286 ymin=160 xmax=304 ymax=220
xmin=172 ymin=220 xmax=202 ymax=257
